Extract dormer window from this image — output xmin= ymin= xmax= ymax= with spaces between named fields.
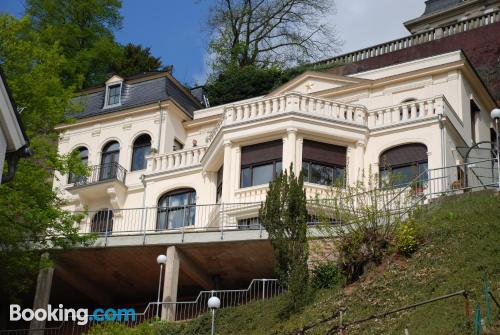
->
xmin=104 ymin=75 xmax=124 ymax=108
xmin=107 ymin=84 xmax=121 ymax=106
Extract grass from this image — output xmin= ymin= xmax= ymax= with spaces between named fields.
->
xmin=87 ymin=191 xmax=500 ymax=335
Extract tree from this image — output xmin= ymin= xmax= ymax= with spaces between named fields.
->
xmin=26 ymin=0 xmax=124 ymax=87
xmin=206 ymin=0 xmax=340 ymax=71
xmin=259 ymin=165 xmax=310 ymax=314
xmin=111 ymin=43 xmax=164 ymax=78
xmin=0 ymin=15 xmax=92 ymax=301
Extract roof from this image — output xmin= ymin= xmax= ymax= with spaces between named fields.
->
xmin=422 ymin=0 xmax=464 ymax=15
xmin=0 ymin=66 xmax=29 ymax=145
xmin=69 ymin=72 xmax=202 ymax=120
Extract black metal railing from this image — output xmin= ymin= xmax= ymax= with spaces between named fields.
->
xmin=69 ymin=162 xmax=127 ymax=186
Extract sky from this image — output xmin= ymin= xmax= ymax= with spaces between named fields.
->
xmin=0 ymin=0 xmax=426 ymax=86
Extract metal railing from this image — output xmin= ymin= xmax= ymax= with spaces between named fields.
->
xmin=0 ymin=279 xmax=282 ymax=335
xmin=68 ymin=162 xmax=127 ymax=187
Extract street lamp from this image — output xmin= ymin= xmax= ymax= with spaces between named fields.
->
xmin=491 ymin=108 xmax=500 ymax=191
xmin=156 ymin=254 xmax=167 ymax=318
xmin=207 ymin=295 xmax=221 ymax=335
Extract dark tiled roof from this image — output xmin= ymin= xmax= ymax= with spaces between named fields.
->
xmin=422 ymin=0 xmax=464 ymax=16
xmin=69 ymin=75 xmax=200 ymax=120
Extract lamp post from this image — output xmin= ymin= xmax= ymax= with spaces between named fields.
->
xmin=491 ymin=108 xmax=500 ymax=191
xmin=207 ymin=295 xmax=221 ymax=335
xmin=156 ymin=254 xmax=167 ymax=318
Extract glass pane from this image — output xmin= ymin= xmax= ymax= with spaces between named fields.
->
xmin=132 ymin=145 xmax=150 ymax=171
xmin=275 ymin=161 xmax=282 ymax=176
xmin=168 ymin=208 xmax=185 ymax=229
xmin=310 ymin=163 xmax=333 ymax=186
xmin=241 ymin=167 xmax=251 ymax=188
xmin=334 ymin=167 xmax=345 ymax=185
xmin=302 ymin=161 xmax=310 ymax=182
xmin=392 ymin=165 xmax=418 ymax=187
xmin=252 ymin=163 xmax=274 ymax=186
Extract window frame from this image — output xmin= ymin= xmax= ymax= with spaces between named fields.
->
xmin=302 ymin=159 xmax=346 ymax=187
xmin=216 ymin=166 xmax=223 ymax=203
xmin=379 ymin=159 xmax=428 ymax=188
xmin=104 ymin=82 xmax=122 ymax=108
xmin=68 ymin=146 xmax=89 ymax=184
xmin=131 ymin=134 xmax=152 ymax=172
xmin=156 ymin=188 xmax=197 ymax=230
xmin=240 ymin=159 xmax=282 ymax=188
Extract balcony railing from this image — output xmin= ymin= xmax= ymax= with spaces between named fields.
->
xmin=314 ymin=10 xmax=500 ymax=67
xmin=147 ymin=146 xmax=207 ymax=173
xmin=68 ymin=162 xmax=127 ymax=187
xmin=206 ymin=92 xmax=368 ymax=145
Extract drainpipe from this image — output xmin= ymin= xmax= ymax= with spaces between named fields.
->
xmin=438 ymin=113 xmax=446 ymax=192
xmin=1 ymin=145 xmax=32 ymax=183
xmin=140 ymin=174 xmax=148 ymax=242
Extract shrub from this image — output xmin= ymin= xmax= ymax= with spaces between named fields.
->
xmin=311 ymin=262 xmax=344 ymax=289
xmin=395 ymin=220 xmax=418 ymax=257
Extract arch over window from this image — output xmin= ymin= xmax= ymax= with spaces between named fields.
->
xmin=91 ymin=209 xmax=113 ymax=235
xmin=379 ymin=143 xmax=428 ymax=187
xmin=157 ymin=188 xmax=196 ymax=230
xmin=68 ymin=146 xmax=89 ymax=184
xmin=131 ymin=134 xmax=151 ymax=171
xmin=100 ymin=141 xmax=120 ymax=180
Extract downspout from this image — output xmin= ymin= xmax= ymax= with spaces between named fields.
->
xmin=1 ymin=145 xmax=32 ymax=183
xmin=140 ymin=174 xmax=148 ymax=243
xmin=438 ymin=113 xmax=446 ymax=192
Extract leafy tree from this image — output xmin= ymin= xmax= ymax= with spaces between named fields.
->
xmin=206 ymin=0 xmax=341 ymax=71
xmin=0 ymin=15 xmax=92 ymax=301
xmin=111 ymin=43 xmax=164 ymax=78
xmin=26 ymin=0 xmax=123 ymax=87
xmin=205 ymin=65 xmax=282 ymax=106
xmin=259 ymin=165 xmax=310 ymax=314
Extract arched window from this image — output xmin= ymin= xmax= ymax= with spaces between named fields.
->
xmin=68 ymin=146 xmax=89 ymax=184
xmin=91 ymin=209 xmax=113 ymax=235
xmin=131 ymin=134 xmax=151 ymax=171
xmin=157 ymin=188 xmax=196 ymax=230
xmin=100 ymin=141 xmax=120 ymax=181
xmin=379 ymin=143 xmax=428 ymax=187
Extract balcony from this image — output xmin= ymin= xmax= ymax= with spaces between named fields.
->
xmin=66 ymin=162 xmax=128 ymax=207
xmin=147 ymin=146 xmax=207 ymax=173
xmin=206 ymin=92 xmax=368 ymax=146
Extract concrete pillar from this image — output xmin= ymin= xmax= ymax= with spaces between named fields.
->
xmin=161 ymin=246 xmax=180 ymax=321
xmin=30 ymin=253 xmax=54 ymax=333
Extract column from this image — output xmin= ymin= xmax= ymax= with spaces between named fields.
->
xmin=354 ymin=140 xmax=366 ymax=184
xmin=284 ymin=128 xmax=298 ymax=172
xmin=221 ymin=140 xmax=232 ymax=202
xmin=30 ymin=253 xmax=54 ymax=334
xmin=161 ymin=246 xmax=180 ymax=321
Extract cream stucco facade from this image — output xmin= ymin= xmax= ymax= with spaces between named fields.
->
xmin=54 ymin=51 xmax=496 ymax=228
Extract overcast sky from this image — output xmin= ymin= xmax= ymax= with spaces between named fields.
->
xmin=0 ymin=0 xmax=427 ymax=85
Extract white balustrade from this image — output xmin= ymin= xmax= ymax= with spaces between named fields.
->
xmin=147 ymin=146 xmax=207 ymax=173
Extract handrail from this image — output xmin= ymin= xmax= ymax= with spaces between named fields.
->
xmin=313 ymin=10 xmax=500 ymax=67
xmin=68 ymin=162 xmax=127 ymax=186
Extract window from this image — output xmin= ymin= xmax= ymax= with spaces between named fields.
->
xmin=91 ymin=209 xmax=113 ymax=235
xmin=68 ymin=147 xmax=89 ymax=184
xmin=157 ymin=189 xmax=196 ymax=230
xmin=173 ymin=139 xmax=184 ymax=151
xmin=240 ymin=140 xmax=283 ymax=188
xmin=379 ymin=143 xmax=428 ymax=187
xmin=470 ymin=100 xmax=480 ymax=144
xmin=100 ymin=141 xmax=120 ymax=181
xmin=216 ymin=166 xmax=223 ymax=202
xmin=302 ymin=140 xmax=346 ymax=186
xmin=238 ymin=217 xmax=260 ymax=230
xmin=107 ymin=84 xmax=121 ymax=106
xmin=131 ymin=134 xmax=151 ymax=171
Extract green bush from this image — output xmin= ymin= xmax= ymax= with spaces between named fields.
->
xmin=395 ymin=220 xmax=418 ymax=257
xmin=311 ymin=262 xmax=344 ymax=289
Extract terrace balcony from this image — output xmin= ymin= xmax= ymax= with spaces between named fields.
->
xmin=66 ymin=162 xmax=128 ymax=207
xmin=147 ymin=146 xmax=207 ymax=174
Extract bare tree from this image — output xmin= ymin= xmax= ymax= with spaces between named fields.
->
xmin=206 ymin=0 xmax=341 ymax=70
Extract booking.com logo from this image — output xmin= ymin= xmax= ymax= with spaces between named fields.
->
xmin=10 ymin=304 xmax=136 ymax=325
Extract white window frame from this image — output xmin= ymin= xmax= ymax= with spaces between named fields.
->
xmin=104 ymin=82 xmax=123 ymax=108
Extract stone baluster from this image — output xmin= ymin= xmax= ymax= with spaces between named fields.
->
xmin=339 ymin=104 xmax=346 ymax=121
xmin=418 ymin=101 xmax=425 ymax=117
xmin=402 ymin=104 xmax=409 ymax=121
xmin=235 ymin=106 xmax=243 ymax=121
xmin=410 ymin=103 xmax=417 ymax=119
xmin=243 ymin=104 xmax=250 ymax=120
xmin=272 ymin=97 xmax=278 ymax=114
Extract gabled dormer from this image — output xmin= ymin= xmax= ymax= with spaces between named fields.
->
xmin=103 ymin=75 xmax=124 ymax=108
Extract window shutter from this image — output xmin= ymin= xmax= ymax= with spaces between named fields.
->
xmin=302 ymin=140 xmax=347 ymax=166
xmin=380 ymin=143 xmax=427 ymax=167
xmin=241 ymin=140 xmax=283 ymax=166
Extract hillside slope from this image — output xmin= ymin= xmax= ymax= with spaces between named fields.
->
xmin=89 ymin=191 xmax=500 ymax=335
